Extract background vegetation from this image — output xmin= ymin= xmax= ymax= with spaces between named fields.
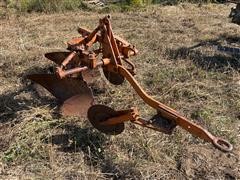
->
xmin=2 ymin=0 xmax=228 ymax=13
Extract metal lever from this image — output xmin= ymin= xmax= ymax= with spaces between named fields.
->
xmin=95 ymin=105 xmax=233 ymax=152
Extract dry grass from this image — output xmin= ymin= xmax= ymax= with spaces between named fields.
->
xmin=0 ymin=3 xmax=240 ymax=179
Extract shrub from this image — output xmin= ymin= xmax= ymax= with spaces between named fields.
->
xmin=127 ymin=0 xmax=143 ymax=6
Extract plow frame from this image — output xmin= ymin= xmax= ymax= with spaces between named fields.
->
xmin=28 ymin=15 xmax=233 ymax=152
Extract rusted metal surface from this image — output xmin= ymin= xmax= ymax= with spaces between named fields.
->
xmin=82 ymin=69 xmax=100 ymax=83
xmin=60 ymin=94 xmax=94 ymax=117
xmin=103 ymin=69 xmax=125 ymax=85
xmin=88 ymin=105 xmax=125 ymax=135
xmin=27 ymin=74 xmax=93 ymax=117
xmin=93 ymin=105 xmax=233 ymax=152
xmin=45 ymin=52 xmax=76 ymax=65
xmin=27 ymin=74 xmax=92 ymax=101
xmin=28 ymin=16 xmax=233 ymax=152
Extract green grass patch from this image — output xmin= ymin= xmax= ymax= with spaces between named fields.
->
xmin=2 ymin=119 xmax=59 ymax=163
xmin=7 ymin=0 xmax=85 ymax=12
xmin=4 ymin=0 xmax=228 ymax=13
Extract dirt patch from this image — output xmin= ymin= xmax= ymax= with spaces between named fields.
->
xmin=180 ymin=145 xmax=240 ymax=179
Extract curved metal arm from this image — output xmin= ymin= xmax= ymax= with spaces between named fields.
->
xmin=118 ymin=65 xmax=233 ymax=152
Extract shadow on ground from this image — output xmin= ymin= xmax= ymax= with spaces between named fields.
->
xmin=47 ymin=124 xmax=141 ymax=179
xmin=0 ymin=84 xmax=58 ymax=124
xmin=0 ymin=64 xmax=61 ymax=124
xmin=166 ymin=35 xmax=240 ymax=71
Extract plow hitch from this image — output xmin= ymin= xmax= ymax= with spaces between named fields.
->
xmin=28 ymin=16 xmax=233 ymax=152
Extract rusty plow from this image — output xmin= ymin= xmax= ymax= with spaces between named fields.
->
xmin=27 ymin=15 xmax=233 ymax=152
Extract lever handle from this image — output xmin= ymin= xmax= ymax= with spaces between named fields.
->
xmin=56 ymin=59 xmax=110 ymax=79
xmin=61 ymin=51 xmax=77 ymax=68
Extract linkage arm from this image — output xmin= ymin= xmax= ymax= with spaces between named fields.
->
xmin=118 ymin=65 xmax=233 ymax=152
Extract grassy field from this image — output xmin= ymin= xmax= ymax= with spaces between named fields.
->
xmin=0 ymin=3 xmax=240 ymax=179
